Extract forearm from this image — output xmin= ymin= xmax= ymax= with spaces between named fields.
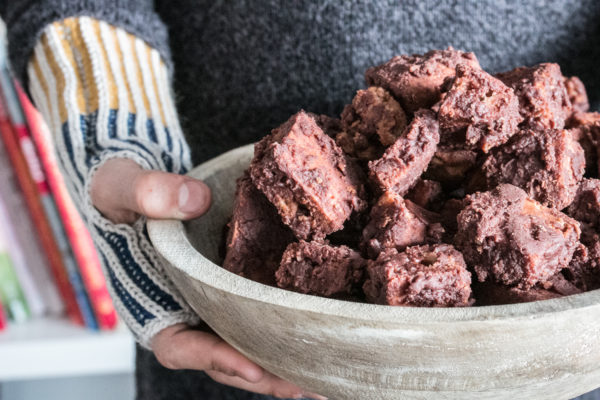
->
xmin=23 ymin=16 xmax=197 ymax=347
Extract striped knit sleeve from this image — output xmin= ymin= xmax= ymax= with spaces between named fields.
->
xmin=27 ymin=16 xmax=200 ymax=348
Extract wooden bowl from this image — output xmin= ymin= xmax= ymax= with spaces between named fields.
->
xmin=147 ymin=144 xmax=600 ymax=400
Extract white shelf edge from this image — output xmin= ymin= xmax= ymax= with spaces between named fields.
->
xmin=0 ymin=316 xmax=135 ymax=381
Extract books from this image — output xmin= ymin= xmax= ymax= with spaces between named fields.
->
xmin=0 ymin=69 xmax=99 ymax=330
xmin=0 ymin=122 xmax=63 ymax=318
xmin=0 ymin=225 xmax=29 ymax=323
xmin=17 ymin=84 xmax=117 ymax=330
xmin=0 ymin=177 xmax=47 ymax=317
xmin=0 ymin=18 xmax=117 ymax=331
xmin=0 ymin=82 xmax=85 ymax=326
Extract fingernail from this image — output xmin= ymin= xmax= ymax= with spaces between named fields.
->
xmin=178 ymin=180 xmax=211 ymax=214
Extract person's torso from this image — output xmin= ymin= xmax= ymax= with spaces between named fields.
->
xmin=155 ymin=0 xmax=600 ymax=163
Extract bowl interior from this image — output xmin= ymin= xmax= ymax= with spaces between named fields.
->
xmin=150 ymin=144 xmax=600 ymax=325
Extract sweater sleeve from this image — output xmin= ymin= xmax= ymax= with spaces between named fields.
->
xmin=26 ymin=16 xmax=199 ymax=348
xmin=0 ymin=0 xmax=171 ymax=90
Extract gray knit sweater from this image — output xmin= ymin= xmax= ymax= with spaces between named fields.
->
xmin=3 ymin=0 xmax=600 ymax=165
xmin=2 ymin=1 xmax=600 ymax=399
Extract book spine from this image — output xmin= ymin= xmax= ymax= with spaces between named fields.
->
xmin=0 ymin=187 xmax=46 ymax=317
xmin=0 ymin=297 xmax=6 ymax=330
xmin=0 ymin=176 xmax=64 ymax=316
xmin=0 ymin=69 xmax=98 ymax=330
xmin=17 ymin=84 xmax=117 ymax=330
xmin=0 ymin=85 xmax=84 ymax=326
xmin=0 ymin=135 xmax=64 ymax=316
xmin=0 ymin=226 xmax=30 ymax=323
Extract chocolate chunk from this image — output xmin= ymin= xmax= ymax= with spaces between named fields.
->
xmin=426 ymin=222 xmax=446 ymax=244
xmin=455 ymin=184 xmax=581 ymax=289
xmin=475 ymin=129 xmax=584 ymax=209
xmin=250 ymin=111 xmax=367 ymax=240
xmin=543 ymin=273 xmax=583 ymax=296
xmin=496 ymin=63 xmax=572 ymax=130
xmin=424 ymin=144 xmax=478 ymax=186
xmin=567 ymin=179 xmax=600 ymax=228
xmin=314 ymin=113 xmax=343 ymax=138
xmin=335 ymin=130 xmax=381 ymax=162
xmin=365 ymin=47 xmax=480 ymax=114
xmin=276 ymin=241 xmax=366 ymax=297
xmin=563 ymin=226 xmax=600 ymax=291
xmin=363 ymin=244 xmax=472 ymax=307
xmin=405 ymin=179 xmax=443 ymax=209
xmin=336 ymin=87 xmax=408 ymax=161
xmin=567 ymin=111 xmax=600 ymax=129
xmin=567 ymin=112 xmax=600 ymax=177
xmin=439 ymin=198 xmax=465 ymax=235
xmin=223 ymin=174 xmax=295 ymax=285
xmin=564 ymin=76 xmax=589 ymax=114
xmin=369 ymin=109 xmax=440 ymax=195
xmin=361 ymin=192 xmax=443 ymax=259
xmin=438 ymin=64 xmax=521 ymax=153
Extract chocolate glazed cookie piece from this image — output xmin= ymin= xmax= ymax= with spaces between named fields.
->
xmin=336 ymin=86 xmax=408 ymax=161
xmin=250 ymin=110 xmax=367 ymax=240
xmin=567 ymin=179 xmax=600 ymax=228
xmin=473 ymin=128 xmax=585 ymax=209
xmin=564 ymin=76 xmax=589 ymax=114
xmin=223 ymin=173 xmax=295 ymax=286
xmin=455 ymin=184 xmax=581 ymax=289
xmin=313 ymin=113 xmax=343 ymax=138
xmin=369 ymin=109 xmax=440 ymax=196
xmin=405 ymin=179 xmax=443 ymax=210
xmin=424 ymin=144 xmax=478 ymax=187
xmin=567 ymin=111 xmax=600 ymax=177
xmin=438 ymin=64 xmax=522 ymax=153
xmin=365 ymin=47 xmax=480 ymax=114
xmin=565 ymin=179 xmax=600 ymax=290
xmin=564 ymin=226 xmax=600 ymax=292
xmin=363 ymin=244 xmax=472 ymax=307
xmin=475 ymin=251 xmax=584 ymax=306
xmin=496 ymin=63 xmax=572 ymax=131
xmin=361 ymin=191 xmax=444 ymax=259
xmin=276 ymin=241 xmax=366 ymax=298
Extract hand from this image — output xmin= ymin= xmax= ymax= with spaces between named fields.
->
xmin=90 ymin=158 xmax=212 ymax=224
xmin=152 ymin=324 xmax=326 ymax=399
xmin=90 ymin=158 xmax=326 ymax=400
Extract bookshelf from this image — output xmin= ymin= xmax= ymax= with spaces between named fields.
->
xmin=0 ymin=316 xmax=135 ymax=381
xmin=0 ymin=19 xmax=133 ymax=396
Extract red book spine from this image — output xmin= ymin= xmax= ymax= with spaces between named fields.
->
xmin=0 ymin=297 xmax=6 ymax=330
xmin=17 ymin=85 xmax=117 ymax=330
xmin=0 ymin=90 xmax=84 ymax=326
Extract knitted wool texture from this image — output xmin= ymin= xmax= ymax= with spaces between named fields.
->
xmin=3 ymin=1 xmax=600 ymax=164
xmin=28 ymin=17 xmax=198 ymax=348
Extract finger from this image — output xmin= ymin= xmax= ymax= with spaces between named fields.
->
xmin=206 ymin=369 xmax=327 ymax=400
xmin=152 ymin=325 xmax=264 ymax=383
xmin=90 ymin=158 xmax=211 ymax=223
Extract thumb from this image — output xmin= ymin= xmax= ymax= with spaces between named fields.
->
xmin=90 ymin=158 xmax=211 ymax=224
